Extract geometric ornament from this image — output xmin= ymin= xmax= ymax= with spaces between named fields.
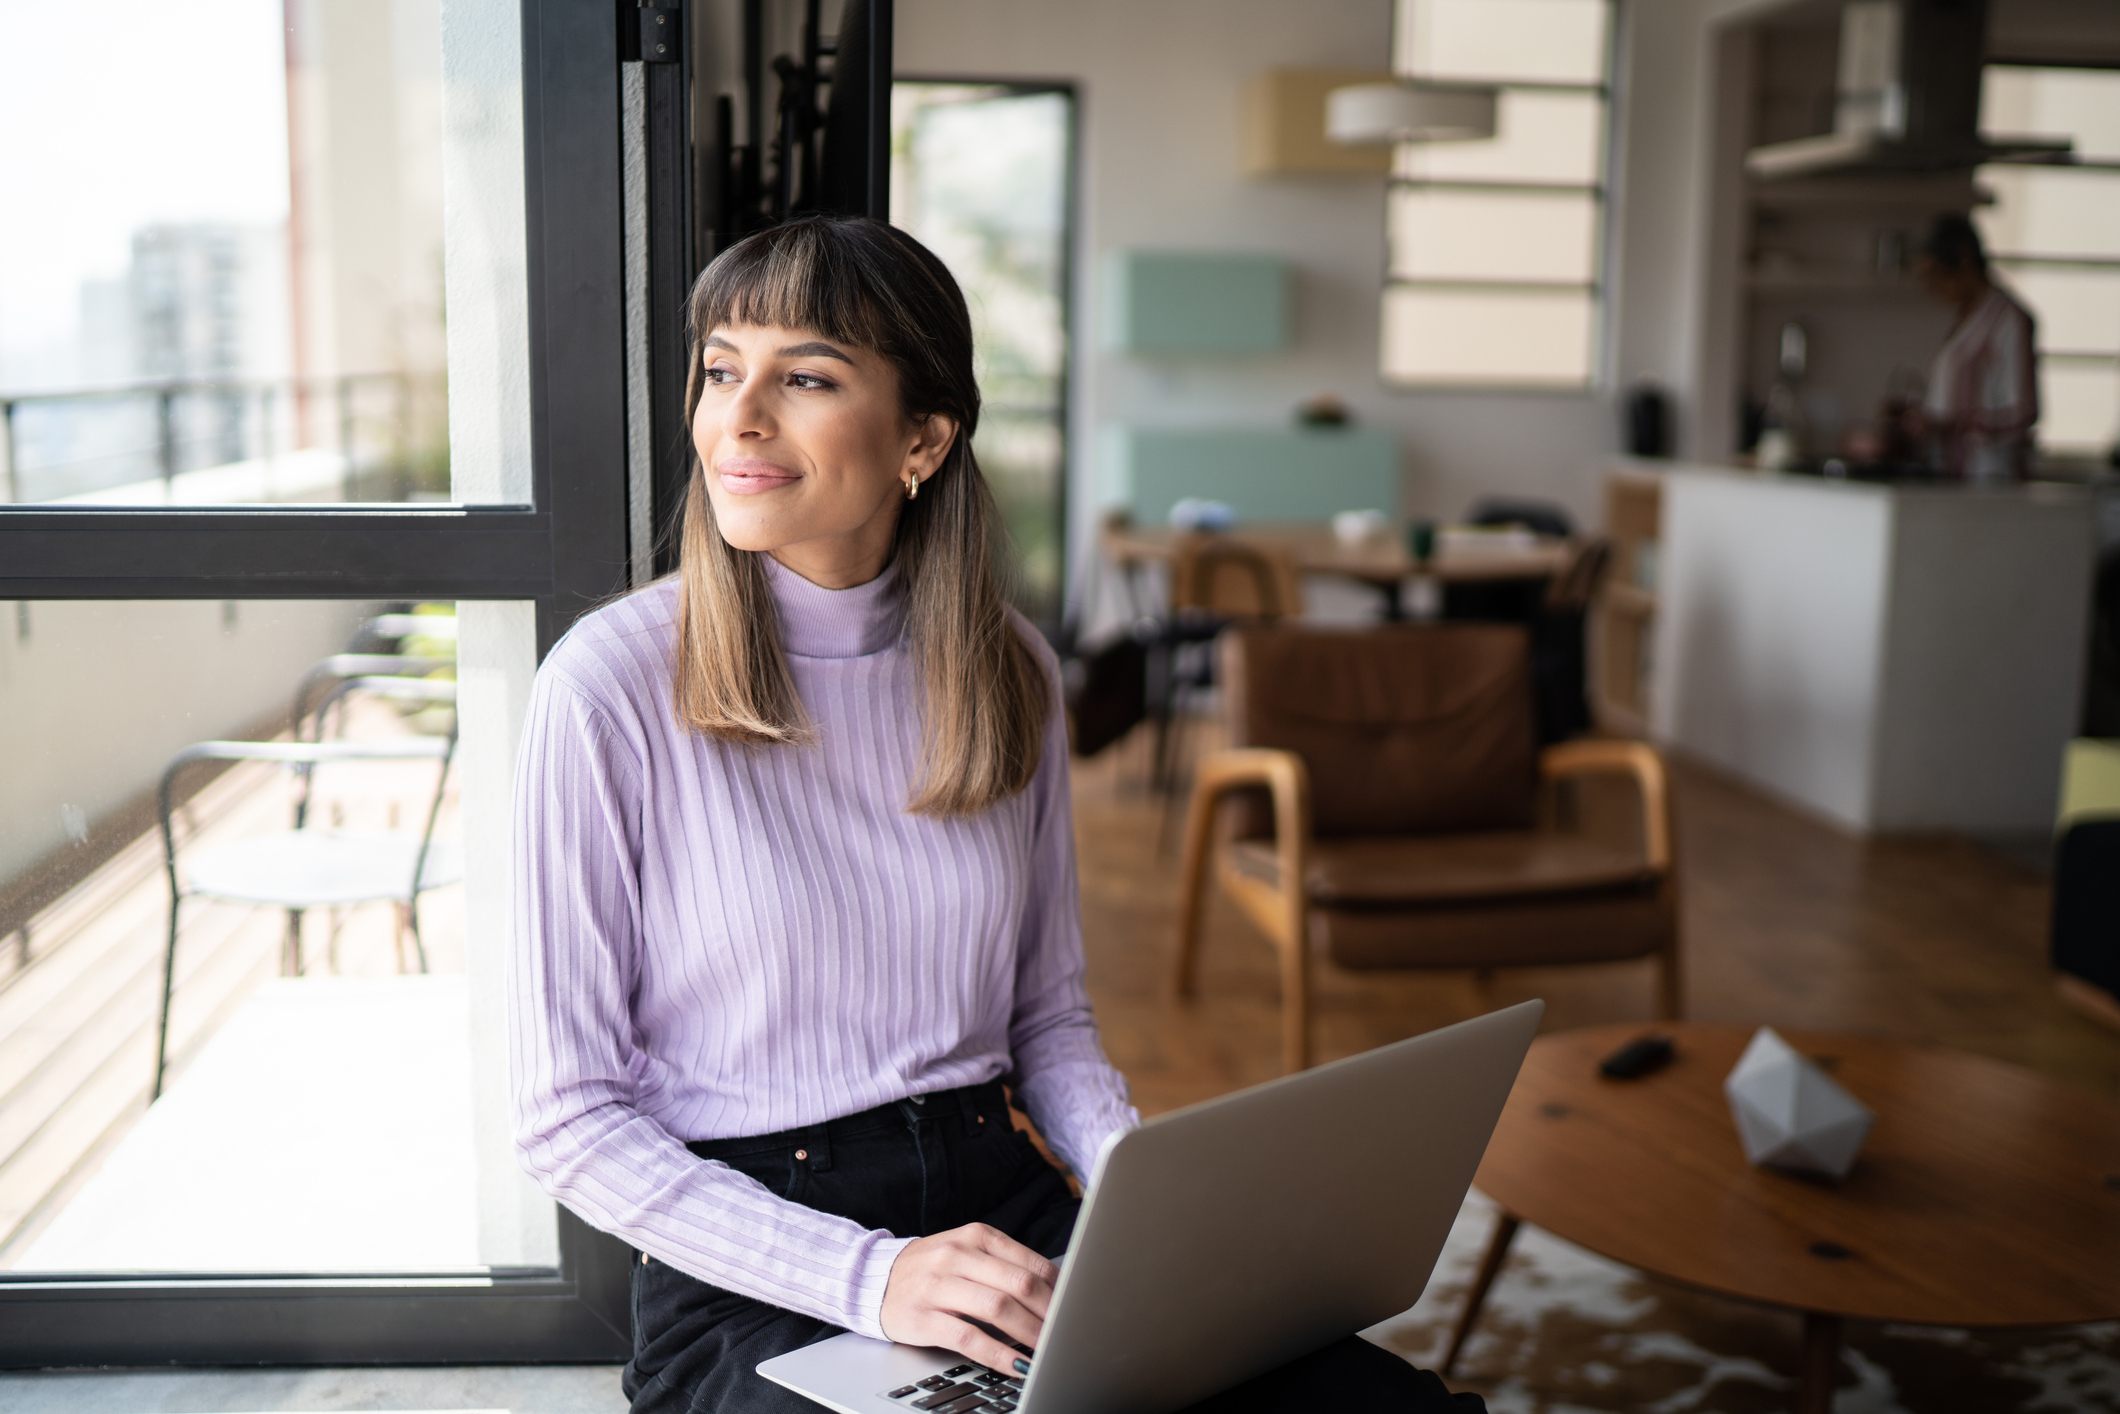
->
xmin=1722 ymin=1027 xmax=1875 ymax=1181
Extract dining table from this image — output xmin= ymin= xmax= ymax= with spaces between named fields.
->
xmin=1099 ymin=520 xmax=1574 ymax=621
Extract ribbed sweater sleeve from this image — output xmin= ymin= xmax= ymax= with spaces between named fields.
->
xmin=1004 ymin=637 xmax=1142 ymax=1179
xmin=505 ymin=658 xmax=912 ymax=1338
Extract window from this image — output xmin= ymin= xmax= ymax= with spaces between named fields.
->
xmin=892 ymin=81 xmax=1078 ymax=629
xmin=1 ymin=0 xmax=635 ymax=1366
xmin=0 ymin=3 xmax=453 ymax=510
xmin=1383 ymin=0 xmax=1616 ymax=389
xmin=1978 ymin=64 xmax=2120 ymax=457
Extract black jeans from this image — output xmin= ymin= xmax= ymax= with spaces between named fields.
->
xmin=624 ymin=1079 xmax=1483 ymax=1413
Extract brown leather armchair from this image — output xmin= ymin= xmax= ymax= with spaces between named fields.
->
xmin=1173 ymin=622 xmax=1680 ymax=1072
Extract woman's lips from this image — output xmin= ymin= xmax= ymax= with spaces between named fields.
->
xmin=717 ymin=462 xmax=800 ymax=495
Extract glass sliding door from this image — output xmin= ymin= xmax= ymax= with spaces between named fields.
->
xmin=0 ymin=0 xmax=633 ymax=1365
xmin=890 ymin=80 xmax=1078 ymax=629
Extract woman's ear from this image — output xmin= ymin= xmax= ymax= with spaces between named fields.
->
xmin=905 ymin=411 xmax=959 ymax=480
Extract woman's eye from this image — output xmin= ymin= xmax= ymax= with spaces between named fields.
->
xmin=703 ymin=366 xmax=830 ymax=390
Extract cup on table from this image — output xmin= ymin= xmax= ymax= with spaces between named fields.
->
xmin=1332 ymin=509 xmax=1390 ymax=545
xmin=1406 ymin=518 xmax=1437 ymax=566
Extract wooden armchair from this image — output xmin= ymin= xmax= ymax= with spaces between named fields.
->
xmin=1173 ymin=622 xmax=1680 ymax=1073
xmin=1151 ymin=536 xmax=1303 ymax=848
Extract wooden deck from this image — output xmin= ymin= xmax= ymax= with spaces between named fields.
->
xmin=0 ymin=710 xmax=461 ymax=1268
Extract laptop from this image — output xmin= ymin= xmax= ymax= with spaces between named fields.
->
xmin=757 ymin=999 xmax=1543 ymax=1414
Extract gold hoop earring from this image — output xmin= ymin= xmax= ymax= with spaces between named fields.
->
xmin=904 ymin=472 xmax=920 ymax=501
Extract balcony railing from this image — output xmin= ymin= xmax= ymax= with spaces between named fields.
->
xmin=0 ymin=371 xmax=446 ymax=506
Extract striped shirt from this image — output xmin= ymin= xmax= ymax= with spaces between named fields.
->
xmin=506 ymin=553 xmax=1139 ymax=1339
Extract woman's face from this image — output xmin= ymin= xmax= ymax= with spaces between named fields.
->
xmin=691 ymin=321 xmax=956 ymax=587
xmin=1916 ymin=254 xmax=1982 ymax=308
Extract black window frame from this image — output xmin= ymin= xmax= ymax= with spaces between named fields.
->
xmin=1 ymin=0 xmax=637 ymax=1365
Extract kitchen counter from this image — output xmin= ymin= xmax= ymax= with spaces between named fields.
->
xmin=1632 ymin=457 xmax=2099 ymax=501
xmin=1630 ymin=459 xmax=2098 ymax=834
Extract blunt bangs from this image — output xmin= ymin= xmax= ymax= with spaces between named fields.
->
xmin=686 ymin=222 xmax=894 ymax=361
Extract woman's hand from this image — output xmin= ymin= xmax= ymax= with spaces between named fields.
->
xmin=879 ymin=1223 xmax=1057 ymax=1372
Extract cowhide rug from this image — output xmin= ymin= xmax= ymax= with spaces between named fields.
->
xmin=1365 ymin=1189 xmax=2120 ymax=1413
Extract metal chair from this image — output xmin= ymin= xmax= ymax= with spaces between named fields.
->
xmin=360 ymin=611 xmax=459 ymax=644
xmin=151 ymin=678 xmax=460 ymax=1100
xmin=291 ymin=652 xmax=453 ymax=732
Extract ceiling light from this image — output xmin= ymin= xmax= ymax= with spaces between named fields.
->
xmin=1325 ymin=82 xmax=1499 ymax=145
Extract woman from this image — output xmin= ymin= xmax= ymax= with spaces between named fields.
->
xmin=1915 ymin=213 xmax=2040 ymax=483
xmin=508 ymin=215 xmax=1480 ymax=1413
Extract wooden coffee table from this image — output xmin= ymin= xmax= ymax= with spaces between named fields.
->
xmin=1446 ymin=1023 xmax=2120 ymax=1413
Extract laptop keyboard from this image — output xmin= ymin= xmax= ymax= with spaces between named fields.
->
xmin=880 ymin=1363 xmax=1023 ymax=1412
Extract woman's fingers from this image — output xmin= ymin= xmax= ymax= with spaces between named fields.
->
xmin=968 ymin=1225 xmax=1060 ymax=1291
xmin=933 ymin=1314 xmax=1026 ymax=1377
xmin=879 ymin=1223 xmax=1061 ymax=1368
xmin=957 ymin=1248 xmax=1056 ymax=1322
xmin=937 ymin=1274 xmax=1044 ymax=1352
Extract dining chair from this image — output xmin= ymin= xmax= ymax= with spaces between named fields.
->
xmin=1151 ymin=535 xmax=1303 ymax=849
xmin=1530 ymin=536 xmax=1612 ymax=743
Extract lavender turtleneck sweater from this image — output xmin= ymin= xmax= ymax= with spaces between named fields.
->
xmin=506 ymin=553 xmax=1139 ymax=1340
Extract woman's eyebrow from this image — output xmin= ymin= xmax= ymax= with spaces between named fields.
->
xmin=704 ymin=333 xmax=856 ymax=365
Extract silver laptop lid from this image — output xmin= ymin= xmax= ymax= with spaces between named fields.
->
xmin=1018 ymin=999 xmax=1543 ymax=1414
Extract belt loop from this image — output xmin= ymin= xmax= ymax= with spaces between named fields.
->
xmin=806 ymin=1119 xmax=834 ymax=1172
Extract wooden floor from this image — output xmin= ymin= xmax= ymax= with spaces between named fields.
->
xmin=1072 ymin=721 xmax=2120 ymax=1119
xmin=4 ymin=703 xmax=2112 ymax=1270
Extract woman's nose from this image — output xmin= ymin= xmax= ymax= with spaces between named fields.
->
xmin=724 ymin=376 xmax=776 ymax=438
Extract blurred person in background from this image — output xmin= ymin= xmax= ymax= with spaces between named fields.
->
xmin=1914 ymin=213 xmax=2040 ymax=483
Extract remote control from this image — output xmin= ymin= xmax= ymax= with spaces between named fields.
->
xmin=1599 ymin=1033 xmax=1675 ymax=1080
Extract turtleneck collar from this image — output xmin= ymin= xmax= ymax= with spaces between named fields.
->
xmin=760 ymin=551 xmax=908 ymax=659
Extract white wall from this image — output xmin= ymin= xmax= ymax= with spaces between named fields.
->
xmin=0 ymin=599 xmax=373 ymax=890
xmin=895 ymin=0 xmax=1722 ymax=575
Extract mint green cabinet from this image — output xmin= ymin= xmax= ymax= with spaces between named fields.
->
xmin=1101 ymin=424 xmax=1400 ymax=524
xmin=1100 ymin=250 xmax=1289 ymax=356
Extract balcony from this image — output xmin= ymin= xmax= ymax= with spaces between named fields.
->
xmin=0 ymin=611 xmax=473 ymax=1274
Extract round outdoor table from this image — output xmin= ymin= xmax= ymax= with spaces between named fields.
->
xmin=1448 ymin=1023 xmax=2120 ymax=1413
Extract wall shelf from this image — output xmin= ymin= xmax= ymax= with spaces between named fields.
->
xmin=1743 ymin=266 xmax=1928 ymax=296
xmin=1746 ymin=177 xmax=1995 ymax=213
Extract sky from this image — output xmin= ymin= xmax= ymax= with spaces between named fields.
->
xmin=0 ymin=0 xmax=289 ymax=386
